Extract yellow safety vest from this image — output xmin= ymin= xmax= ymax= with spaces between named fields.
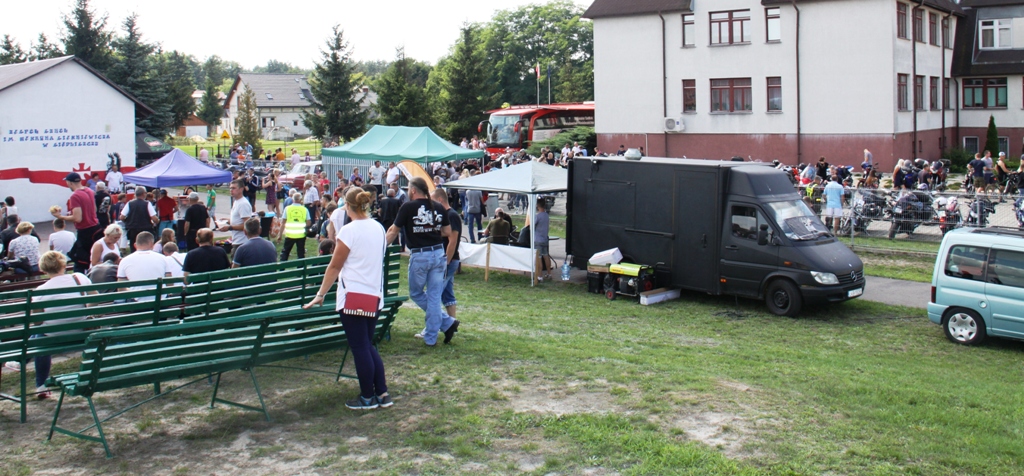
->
xmin=284 ymin=204 xmax=308 ymax=239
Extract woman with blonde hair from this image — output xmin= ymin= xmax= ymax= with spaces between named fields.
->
xmin=304 ymin=187 xmax=391 ymax=410
xmin=153 ymin=228 xmax=175 ymax=254
xmin=89 ymin=224 xmax=122 ymax=268
xmin=3 ymin=251 xmax=97 ymax=398
xmin=7 ymin=221 xmax=40 ymax=274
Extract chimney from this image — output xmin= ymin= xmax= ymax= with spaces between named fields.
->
xmin=362 ymin=86 xmax=369 ymax=93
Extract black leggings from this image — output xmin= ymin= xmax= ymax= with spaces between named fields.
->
xmin=339 ymin=311 xmax=387 ymax=399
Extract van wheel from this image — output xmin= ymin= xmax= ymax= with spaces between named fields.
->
xmin=765 ymin=279 xmax=802 ymax=317
xmin=942 ymin=309 xmax=987 ymax=345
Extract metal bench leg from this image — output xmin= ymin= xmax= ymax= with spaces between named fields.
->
xmin=86 ymin=396 xmax=113 ymax=458
xmin=210 ymin=373 xmax=223 ymax=409
xmin=249 ymin=369 xmax=270 ymax=422
xmin=336 ymin=347 xmax=353 ymax=381
xmin=46 ymin=387 xmax=66 ymax=442
xmin=20 ymin=362 xmax=27 ymax=423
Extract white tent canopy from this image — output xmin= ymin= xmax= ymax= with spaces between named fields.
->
xmin=444 ymin=161 xmax=567 ymax=286
xmin=442 ymin=161 xmax=567 ymax=194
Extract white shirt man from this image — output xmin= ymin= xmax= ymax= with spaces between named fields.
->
xmin=48 ymin=224 xmax=76 ymax=256
xmin=385 ymin=162 xmax=401 ymax=186
xmin=368 ymin=161 xmax=386 ymax=186
xmin=198 ymin=149 xmax=209 ymax=163
xmin=117 ymin=232 xmax=169 ymax=302
xmin=218 ymin=179 xmax=252 ymax=245
xmin=105 ymin=167 xmax=124 ymax=194
xmin=291 ymin=150 xmax=301 ymax=167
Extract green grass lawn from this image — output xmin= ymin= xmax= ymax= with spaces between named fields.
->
xmin=171 ymin=140 xmax=323 ymax=159
xmin=858 ymin=251 xmax=936 ymax=283
xmin=5 ymin=260 xmax=1023 ymax=474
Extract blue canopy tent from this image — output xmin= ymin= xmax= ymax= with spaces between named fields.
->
xmin=123 ymin=148 xmax=232 ymax=188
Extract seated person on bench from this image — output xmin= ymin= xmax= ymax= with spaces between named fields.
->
xmin=483 ymin=208 xmax=512 ymax=244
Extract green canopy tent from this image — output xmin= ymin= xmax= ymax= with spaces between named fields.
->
xmin=321 ymin=125 xmax=485 ymax=191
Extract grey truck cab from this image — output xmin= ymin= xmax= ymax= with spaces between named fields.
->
xmin=566 ymin=157 xmax=864 ymax=316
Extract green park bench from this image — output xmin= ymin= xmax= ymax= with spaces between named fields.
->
xmin=0 ymin=245 xmax=405 ymax=424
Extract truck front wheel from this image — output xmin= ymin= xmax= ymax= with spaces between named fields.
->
xmin=765 ymin=279 xmax=802 ymax=317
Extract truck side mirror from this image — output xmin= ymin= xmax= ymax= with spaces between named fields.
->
xmin=757 ymin=224 xmax=770 ymax=246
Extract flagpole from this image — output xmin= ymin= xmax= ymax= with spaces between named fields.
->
xmin=536 ymin=64 xmax=540 ymax=106
xmin=547 ymin=64 xmax=551 ymax=104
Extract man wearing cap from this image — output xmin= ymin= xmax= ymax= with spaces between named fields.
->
xmin=51 ymin=172 xmax=103 ymax=273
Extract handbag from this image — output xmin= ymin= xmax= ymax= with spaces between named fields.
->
xmin=342 ymin=292 xmax=380 ymax=318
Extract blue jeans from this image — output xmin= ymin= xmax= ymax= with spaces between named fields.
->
xmin=158 ymin=220 xmax=175 ymax=235
xmin=466 ymin=213 xmax=483 ymax=242
xmin=339 ymin=311 xmax=387 ymax=399
xmin=408 ymin=248 xmax=455 ymax=345
xmin=442 ymin=259 xmax=459 ymax=307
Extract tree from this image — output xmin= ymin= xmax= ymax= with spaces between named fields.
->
xmin=108 ymin=14 xmax=172 ymax=136
xmin=302 ymin=25 xmax=367 ymax=142
xmin=0 ymin=35 xmax=28 ymax=65
xmin=374 ymin=48 xmax=432 ymax=127
xmin=31 ymin=34 xmax=64 ymax=61
xmin=198 ymin=79 xmax=224 ymax=137
xmin=158 ymin=51 xmax=198 ymax=130
xmin=436 ymin=24 xmax=494 ymax=141
xmin=482 ymin=1 xmax=593 ymax=105
xmin=984 ymin=115 xmax=1000 ymax=157
xmin=61 ymin=0 xmax=113 ymax=73
xmin=253 ymin=59 xmax=303 ymax=74
xmin=236 ymin=87 xmax=262 ymax=151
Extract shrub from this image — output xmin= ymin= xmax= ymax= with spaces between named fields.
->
xmin=942 ymin=147 xmax=973 ymax=173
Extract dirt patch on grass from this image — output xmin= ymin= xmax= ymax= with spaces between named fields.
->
xmin=507 ymin=381 xmax=623 ymax=416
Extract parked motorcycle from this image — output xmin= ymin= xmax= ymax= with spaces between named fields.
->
xmin=935 ymin=195 xmax=962 ymax=235
xmin=888 ymin=191 xmax=933 ymax=239
xmin=964 ymin=197 xmax=996 ymax=228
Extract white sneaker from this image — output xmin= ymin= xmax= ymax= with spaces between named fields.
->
xmin=36 ymin=385 xmax=51 ymax=400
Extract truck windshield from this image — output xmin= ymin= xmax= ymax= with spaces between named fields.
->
xmin=767 ymin=200 xmax=831 ymax=241
xmin=487 ymin=114 xmax=522 ymax=148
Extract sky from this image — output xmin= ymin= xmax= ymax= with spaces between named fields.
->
xmin=1 ymin=0 xmax=594 ymax=69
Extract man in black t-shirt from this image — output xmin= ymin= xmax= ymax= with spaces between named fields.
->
xmin=182 ymin=228 xmax=230 ymax=284
xmin=432 ymin=188 xmax=461 ymax=323
xmin=182 ymin=193 xmax=211 ymax=251
xmin=386 ymin=178 xmax=459 ymax=346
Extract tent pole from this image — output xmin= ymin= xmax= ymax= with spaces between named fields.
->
xmin=485 ymin=243 xmax=491 ymax=282
xmin=530 ymin=194 xmax=536 ymax=287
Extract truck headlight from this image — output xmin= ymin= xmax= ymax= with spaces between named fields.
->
xmin=811 ymin=271 xmax=839 ymax=285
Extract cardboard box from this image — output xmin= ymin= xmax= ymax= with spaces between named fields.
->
xmin=588 ymin=248 xmax=622 ymax=266
xmin=640 ymin=288 xmax=681 ymax=306
xmin=587 ymin=264 xmax=611 ymax=273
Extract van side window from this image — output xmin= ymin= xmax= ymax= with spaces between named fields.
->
xmin=730 ymin=206 xmax=759 ymax=240
xmin=944 ymin=245 xmax=988 ymax=282
xmin=987 ymin=249 xmax=1024 ymax=288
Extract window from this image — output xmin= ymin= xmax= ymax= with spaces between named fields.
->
xmin=999 ymin=137 xmax=1009 ymax=155
xmin=897 ymin=74 xmax=909 ymax=111
xmin=897 ymin=3 xmax=908 ymax=39
xmin=682 ymin=14 xmax=695 ymax=47
xmin=265 ymin=93 xmax=274 ymax=100
xmin=964 ymin=136 xmax=979 ymax=154
xmin=915 ymin=75 xmax=925 ymax=110
xmin=943 ymin=78 xmax=951 ymax=110
xmin=913 ymin=8 xmax=924 ymax=42
xmin=942 ymin=17 xmax=951 ymax=48
xmin=980 ymin=19 xmax=1012 ymax=49
xmin=298 ymin=93 xmax=306 ymax=100
xmin=930 ymin=77 xmax=939 ymax=110
xmin=293 ymin=119 xmax=299 ymax=126
xmin=944 ymin=245 xmax=988 ymax=282
xmin=683 ymin=80 xmax=696 ymax=112
xmin=710 ymin=10 xmax=751 ymax=45
xmin=711 ymin=78 xmax=752 ymax=113
xmin=767 ymin=77 xmax=782 ymax=111
xmin=730 ymin=206 xmax=767 ymax=241
xmin=929 ymin=13 xmax=938 ymax=45
xmin=963 ymin=78 xmax=1008 ymax=108
xmin=766 ymin=8 xmax=781 ymax=42
xmin=987 ymin=249 xmax=1024 ymax=289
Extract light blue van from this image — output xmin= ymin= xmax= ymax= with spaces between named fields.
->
xmin=929 ymin=228 xmax=1024 ymax=345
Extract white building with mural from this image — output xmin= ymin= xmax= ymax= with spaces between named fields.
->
xmin=0 ymin=56 xmax=150 ymax=222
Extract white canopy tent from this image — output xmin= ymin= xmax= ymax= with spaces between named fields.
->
xmin=443 ymin=161 xmax=568 ymax=285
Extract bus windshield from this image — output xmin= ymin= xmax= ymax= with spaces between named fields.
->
xmin=487 ymin=114 xmax=522 ymax=148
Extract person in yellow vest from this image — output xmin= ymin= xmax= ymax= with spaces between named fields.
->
xmin=280 ymin=192 xmax=312 ymax=261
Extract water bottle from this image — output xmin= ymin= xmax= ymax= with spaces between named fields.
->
xmin=561 ymin=255 xmax=572 ymax=281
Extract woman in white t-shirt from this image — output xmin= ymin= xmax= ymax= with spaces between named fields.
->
xmin=2 ymin=251 xmax=97 ymax=399
xmin=305 ymin=187 xmax=389 ymax=410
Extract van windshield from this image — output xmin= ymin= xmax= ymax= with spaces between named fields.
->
xmin=767 ymin=200 xmax=831 ymax=241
